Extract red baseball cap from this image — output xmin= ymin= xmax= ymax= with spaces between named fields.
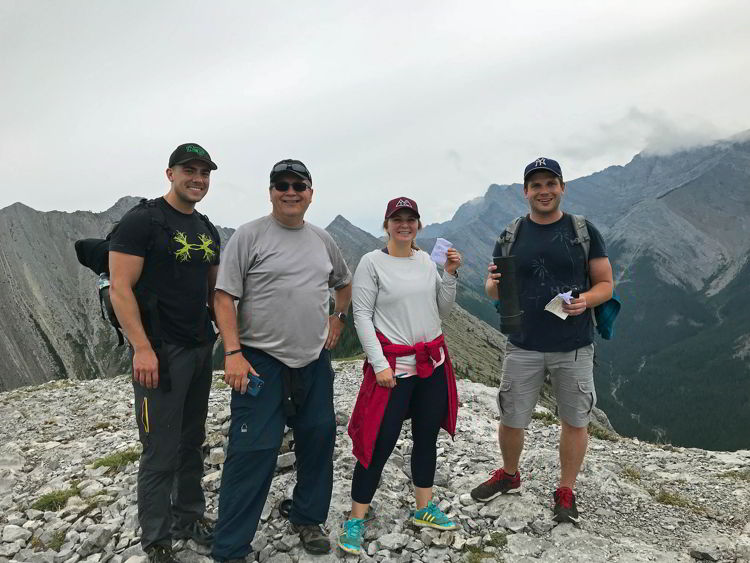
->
xmin=384 ymin=197 xmax=420 ymax=219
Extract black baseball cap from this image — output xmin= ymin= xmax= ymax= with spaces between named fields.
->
xmin=168 ymin=143 xmax=218 ymax=170
xmin=524 ymin=157 xmax=562 ymax=181
xmin=270 ymin=159 xmax=312 ymax=183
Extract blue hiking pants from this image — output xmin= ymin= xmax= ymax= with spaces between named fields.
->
xmin=212 ymin=347 xmax=336 ymax=561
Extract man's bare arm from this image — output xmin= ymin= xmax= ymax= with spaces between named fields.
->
xmin=583 ymin=257 xmax=614 ymax=308
xmin=562 ymin=256 xmax=614 ymax=316
xmin=109 ymin=251 xmax=159 ymax=388
xmin=214 ymin=289 xmax=259 ymax=394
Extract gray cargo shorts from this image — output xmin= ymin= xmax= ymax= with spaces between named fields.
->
xmin=496 ymin=342 xmax=596 ymax=428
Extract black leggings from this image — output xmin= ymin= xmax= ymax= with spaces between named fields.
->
xmin=351 ymin=364 xmax=448 ymax=504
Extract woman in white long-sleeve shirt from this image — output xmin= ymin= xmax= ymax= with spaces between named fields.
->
xmin=338 ymin=197 xmax=462 ymax=555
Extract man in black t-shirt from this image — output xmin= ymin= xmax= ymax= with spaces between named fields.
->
xmin=470 ymin=157 xmax=613 ymax=525
xmin=109 ymin=143 xmax=221 ymax=562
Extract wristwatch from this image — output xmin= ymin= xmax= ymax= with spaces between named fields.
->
xmin=333 ymin=311 xmax=347 ymax=323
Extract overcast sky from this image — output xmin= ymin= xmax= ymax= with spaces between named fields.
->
xmin=1 ymin=1 xmax=748 ymax=234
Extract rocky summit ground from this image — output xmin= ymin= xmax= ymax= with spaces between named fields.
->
xmin=1 ymin=361 xmax=749 ymax=563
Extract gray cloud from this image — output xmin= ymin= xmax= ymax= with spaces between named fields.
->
xmin=1 ymin=1 xmax=749 ymax=235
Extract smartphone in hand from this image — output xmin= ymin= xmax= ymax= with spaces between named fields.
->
xmin=247 ymin=374 xmax=264 ymax=396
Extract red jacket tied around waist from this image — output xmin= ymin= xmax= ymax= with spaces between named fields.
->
xmin=347 ymin=332 xmax=459 ymax=469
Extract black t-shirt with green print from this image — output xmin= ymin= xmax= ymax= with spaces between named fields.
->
xmin=109 ymin=197 xmax=221 ymax=347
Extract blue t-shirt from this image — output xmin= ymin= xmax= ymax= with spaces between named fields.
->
xmin=492 ymin=213 xmax=607 ymax=352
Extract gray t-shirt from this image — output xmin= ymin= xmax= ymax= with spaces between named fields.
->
xmin=216 ymin=215 xmax=352 ymax=367
xmin=352 ymin=249 xmax=457 ymax=374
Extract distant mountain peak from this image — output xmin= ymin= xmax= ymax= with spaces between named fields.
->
xmin=107 ymin=195 xmax=146 ymax=215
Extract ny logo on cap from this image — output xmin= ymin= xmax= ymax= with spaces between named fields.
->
xmin=535 ymin=158 xmax=546 ymax=166
xmin=396 ymin=199 xmax=413 ymax=208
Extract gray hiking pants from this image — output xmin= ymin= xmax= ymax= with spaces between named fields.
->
xmin=132 ymin=341 xmax=213 ymax=550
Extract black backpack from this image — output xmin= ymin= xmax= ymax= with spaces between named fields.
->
xmin=74 ymin=198 xmax=215 ymax=346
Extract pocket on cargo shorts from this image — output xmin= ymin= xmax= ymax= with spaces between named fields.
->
xmin=496 ymin=380 xmax=513 ymax=416
xmin=577 ymin=379 xmax=597 ymax=416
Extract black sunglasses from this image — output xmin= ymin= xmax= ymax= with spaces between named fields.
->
xmin=272 ymin=162 xmax=310 ymax=176
xmin=273 ymin=181 xmax=309 ymax=192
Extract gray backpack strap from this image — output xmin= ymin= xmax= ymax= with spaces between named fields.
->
xmin=571 ymin=214 xmax=591 ymax=271
xmin=570 ymin=214 xmax=597 ymax=327
xmin=496 ymin=216 xmax=524 ymax=257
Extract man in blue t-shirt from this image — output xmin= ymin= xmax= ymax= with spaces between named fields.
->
xmin=470 ymin=157 xmax=613 ymax=525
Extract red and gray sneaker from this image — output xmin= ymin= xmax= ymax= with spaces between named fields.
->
xmin=470 ymin=468 xmax=521 ymax=502
xmin=552 ymin=487 xmax=579 ymax=524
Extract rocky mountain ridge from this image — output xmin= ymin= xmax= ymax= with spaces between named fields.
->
xmin=1 ymin=363 xmax=749 ymax=562
xmin=0 ymin=199 xmax=505 ymax=393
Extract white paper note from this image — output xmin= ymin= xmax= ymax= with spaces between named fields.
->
xmin=430 ymin=238 xmax=453 ymax=265
xmin=544 ymin=291 xmax=573 ymax=320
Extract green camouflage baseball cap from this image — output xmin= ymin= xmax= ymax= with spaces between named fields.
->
xmin=168 ymin=143 xmax=218 ymax=170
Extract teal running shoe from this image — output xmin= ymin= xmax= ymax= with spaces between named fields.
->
xmin=412 ymin=501 xmax=458 ymax=530
xmin=338 ymin=517 xmax=367 ymax=554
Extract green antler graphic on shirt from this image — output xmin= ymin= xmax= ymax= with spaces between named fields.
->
xmin=173 ymin=232 xmax=216 ymax=262
xmin=196 ymin=233 xmax=216 ymax=262
xmin=173 ymin=232 xmax=193 ymax=262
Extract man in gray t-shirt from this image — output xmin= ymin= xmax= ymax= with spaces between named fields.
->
xmin=212 ymin=159 xmax=352 ymax=561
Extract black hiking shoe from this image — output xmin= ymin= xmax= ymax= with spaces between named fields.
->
xmin=552 ymin=486 xmax=580 ymax=524
xmin=172 ymin=518 xmax=214 ymax=545
xmin=292 ymin=523 xmax=331 ymax=554
xmin=146 ymin=545 xmax=179 ymax=563
xmin=470 ymin=468 xmax=521 ymax=502
xmin=279 ymin=498 xmax=292 ymax=519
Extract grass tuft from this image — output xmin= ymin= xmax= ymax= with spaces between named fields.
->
xmin=622 ymin=466 xmax=641 ymax=483
xmin=486 ymin=531 xmax=507 ymax=548
xmin=464 ymin=546 xmax=496 ymax=562
xmin=212 ymin=376 xmax=230 ymax=390
xmin=649 ymin=487 xmax=696 ymax=511
xmin=31 ymin=485 xmax=80 ymax=511
xmin=531 ymin=411 xmax=558 ymax=426
xmin=588 ymin=423 xmax=619 ymax=442
xmin=47 ymin=530 xmax=67 ymax=551
xmin=718 ymin=469 xmax=750 ymax=482
xmin=92 ymin=447 xmax=140 ymax=470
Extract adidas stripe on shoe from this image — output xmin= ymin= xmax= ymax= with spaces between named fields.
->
xmin=412 ymin=501 xmax=458 ymax=531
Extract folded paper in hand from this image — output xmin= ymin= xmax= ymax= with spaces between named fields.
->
xmin=544 ymin=291 xmax=573 ymax=319
xmin=430 ymin=238 xmax=453 ymax=265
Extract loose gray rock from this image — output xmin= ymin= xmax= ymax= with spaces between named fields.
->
xmin=0 ymin=362 xmax=748 ymax=563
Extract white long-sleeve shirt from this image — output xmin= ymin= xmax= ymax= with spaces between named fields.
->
xmin=352 ymin=249 xmax=457 ymax=374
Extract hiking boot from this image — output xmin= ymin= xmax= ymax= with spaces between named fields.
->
xmin=553 ymin=486 xmax=580 ymax=524
xmin=172 ymin=518 xmax=214 ymax=545
xmin=278 ymin=498 xmax=292 ymax=519
xmin=470 ymin=468 xmax=521 ymax=502
xmin=292 ymin=523 xmax=331 ymax=554
xmin=146 ymin=545 xmax=178 ymax=563
xmin=337 ymin=517 xmax=368 ymax=554
xmin=412 ymin=501 xmax=459 ymax=531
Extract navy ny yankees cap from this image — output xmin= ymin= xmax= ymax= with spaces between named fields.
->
xmin=524 ymin=157 xmax=562 ymax=181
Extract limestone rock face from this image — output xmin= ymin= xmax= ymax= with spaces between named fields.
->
xmin=0 ymin=196 xmax=237 ymax=391
xmin=1 ymin=361 xmax=748 ymax=562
